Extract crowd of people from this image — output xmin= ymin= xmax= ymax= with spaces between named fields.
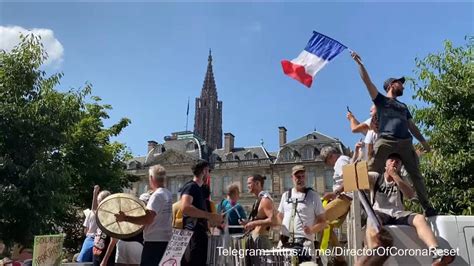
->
xmin=73 ymin=52 xmax=456 ymax=266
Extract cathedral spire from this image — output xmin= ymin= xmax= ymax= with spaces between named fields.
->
xmin=194 ymin=50 xmax=223 ymax=149
xmin=201 ymin=48 xmax=217 ymax=98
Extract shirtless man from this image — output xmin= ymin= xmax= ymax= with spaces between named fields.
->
xmin=242 ymin=174 xmax=274 ymax=266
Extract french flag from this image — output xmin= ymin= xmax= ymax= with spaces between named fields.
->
xmin=281 ymin=31 xmax=347 ymax=88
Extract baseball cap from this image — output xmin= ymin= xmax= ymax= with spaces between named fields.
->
xmin=292 ymin=165 xmax=305 ymax=175
xmin=383 ymin=77 xmax=405 ymax=91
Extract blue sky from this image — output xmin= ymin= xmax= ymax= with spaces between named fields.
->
xmin=1 ymin=2 xmax=472 ymax=156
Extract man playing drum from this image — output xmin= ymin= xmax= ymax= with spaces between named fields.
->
xmin=115 ymin=164 xmax=173 ymax=266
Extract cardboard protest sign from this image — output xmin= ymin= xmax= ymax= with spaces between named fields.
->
xmin=343 ymin=161 xmax=370 ymax=191
xmin=32 ymin=234 xmax=64 ymax=266
xmin=159 ymin=229 xmax=194 ymax=266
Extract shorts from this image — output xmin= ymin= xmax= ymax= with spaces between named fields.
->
xmin=375 ymin=210 xmax=417 ymax=226
xmin=115 ymin=240 xmax=143 ymax=264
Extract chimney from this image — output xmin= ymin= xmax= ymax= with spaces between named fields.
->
xmin=147 ymin=140 xmax=158 ymax=152
xmin=279 ymin=127 xmax=287 ymax=147
xmin=224 ymin=133 xmax=235 ymax=153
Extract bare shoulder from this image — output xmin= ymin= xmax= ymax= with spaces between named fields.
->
xmin=260 ymin=197 xmax=273 ymax=208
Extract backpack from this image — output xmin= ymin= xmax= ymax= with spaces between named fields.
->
xmin=286 ymin=187 xmax=313 ymax=204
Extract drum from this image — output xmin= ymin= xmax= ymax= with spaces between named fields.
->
xmin=96 ymin=193 xmax=146 ymax=239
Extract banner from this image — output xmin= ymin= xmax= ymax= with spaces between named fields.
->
xmin=32 ymin=234 xmax=64 ymax=266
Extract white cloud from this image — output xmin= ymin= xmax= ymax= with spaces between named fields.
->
xmin=0 ymin=25 xmax=64 ymax=67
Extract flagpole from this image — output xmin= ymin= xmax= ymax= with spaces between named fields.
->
xmin=185 ymin=97 xmax=190 ymax=131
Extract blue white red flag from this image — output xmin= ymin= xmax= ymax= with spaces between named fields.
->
xmin=281 ymin=31 xmax=347 ymax=88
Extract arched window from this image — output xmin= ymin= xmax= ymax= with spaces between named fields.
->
xmin=127 ymin=161 xmax=136 ymax=170
xmin=280 ymin=148 xmax=292 ymax=162
xmin=235 ymin=155 xmax=240 ymax=160
xmin=301 ymin=145 xmax=314 ymax=160
xmin=253 ymin=154 xmax=259 ymax=159
xmin=244 ymin=152 xmax=253 ymax=160
xmin=186 ymin=142 xmax=195 ymax=151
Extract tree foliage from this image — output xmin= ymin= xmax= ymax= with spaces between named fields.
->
xmin=0 ymin=34 xmax=137 ymax=251
xmin=409 ymin=37 xmax=473 ymax=215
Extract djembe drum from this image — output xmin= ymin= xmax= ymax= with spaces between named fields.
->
xmin=96 ymin=193 xmax=147 ymax=239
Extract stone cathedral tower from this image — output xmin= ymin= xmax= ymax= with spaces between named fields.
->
xmin=194 ymin=50 xmax=223 ymax=149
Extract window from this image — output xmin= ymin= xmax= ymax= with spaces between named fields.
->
xmin=241 ymin=176 xmax=248 ymax=193
xmin=244 ymin=152 xmax=252 ymax=160
xmin=222 ymin=176 xmax=232 ymax=193
xmin=324 ymin=169 xmax=334 ymax=191
xmin=281 ymin=148 xmax=292 ymax=162
xmin=301 ymin=146 xmax=314 ymax=160
xmin=306 ymin=170 xmax=315 ymax=189
xmin=234 ymin=155 xmax=240 ymax=160
xmin=264 ymin=176 xmax=272 ymax=192
xmin=186 ymin=142 xmax=195 ymax=151
xmin=225 ymin=153 xmax=233 ymax=161
xmin=169 ymin=178 xmax=178 ymax=194
xmin=253 ymin=154 xmax=259 ymax=159
xmin=138 ymin=181 xmax=148 ymax=195
xmin=283 ymin=176 xmax=293 ymax=192
xmin=127 ymin=161 xmax=136 ymax=170
xmin=306 ymin=134 xmax=317 ymax=140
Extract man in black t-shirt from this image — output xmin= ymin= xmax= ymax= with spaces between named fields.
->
xmin=180 ymin=160 xmax=223 ymax=266
xmin=350 ymin=51 xmax=437 ymax=217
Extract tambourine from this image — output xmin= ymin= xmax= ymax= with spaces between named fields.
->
xmin=96 ymin=193 xmax=146 ymax=239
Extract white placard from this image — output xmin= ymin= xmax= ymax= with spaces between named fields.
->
xmin=159 ymin=229 xmax=194 ymax=266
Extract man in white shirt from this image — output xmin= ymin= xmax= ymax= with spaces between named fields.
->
xmin=278 ymin=165 xmax=326 ymax=264
xmin=115 ymin=164 xmax=172 ymax=266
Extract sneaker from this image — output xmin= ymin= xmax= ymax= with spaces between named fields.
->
xmin=425 ymin=207 xmax=438 ymax=217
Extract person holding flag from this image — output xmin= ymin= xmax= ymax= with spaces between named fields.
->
xmin=350 ymin=51 xmax=437 ymax=217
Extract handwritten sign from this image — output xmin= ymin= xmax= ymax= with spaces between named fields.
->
xmin=32 ymin=234 xmax=64 ymax=266
xmin=159 ymin=229 xmax=193 ymax=266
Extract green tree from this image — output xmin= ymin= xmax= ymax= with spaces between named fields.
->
xmin=409 ymin=37 xmax=473 ymax=215
xmin=0 ymin=34 xmax=136 ymax=251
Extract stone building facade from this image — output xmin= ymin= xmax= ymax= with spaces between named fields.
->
xmin=125 ymin=52 xmax=350 ymax=211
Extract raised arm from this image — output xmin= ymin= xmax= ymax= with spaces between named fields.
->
xmin=347 ymin=112 xmax=369 ymax=134
xmin=408 ymin=119 xmax=431 ymax=152
xmin=351 ymin=52 xmax=379 ymax=100
xmin=91 ymin=185 xmax=100 ymax=211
